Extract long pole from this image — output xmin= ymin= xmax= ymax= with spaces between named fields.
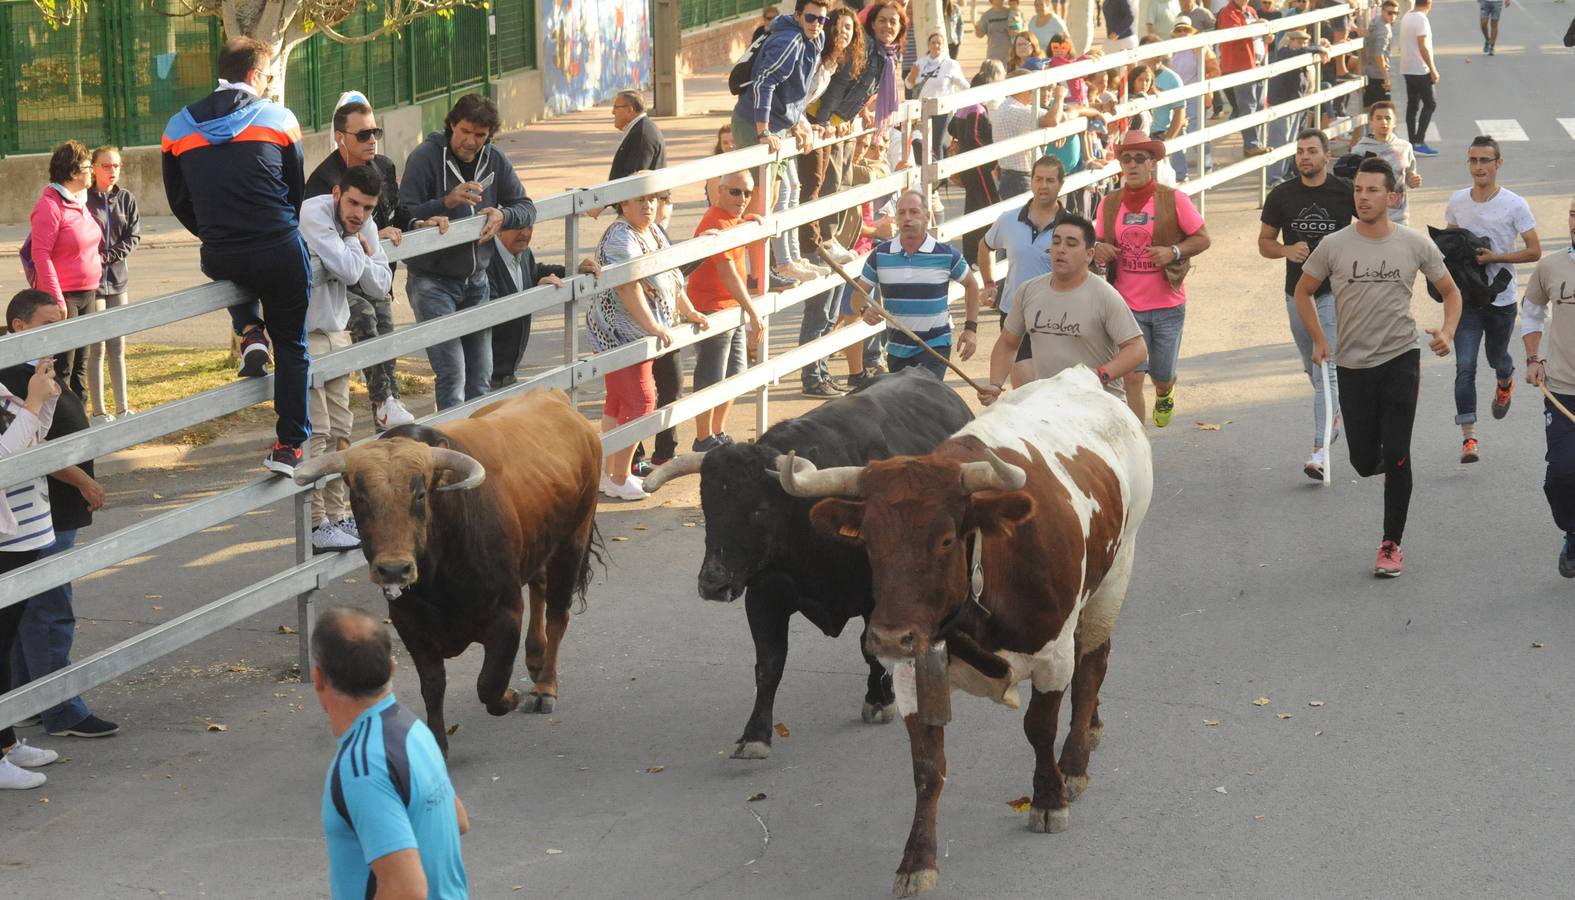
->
xmin=1541 ymin=382 xmax=1575 ymax=425
xmin=818 ymin=246 xmax=990 ymax=395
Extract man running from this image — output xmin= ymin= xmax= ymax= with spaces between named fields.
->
xmin=1351 ymin=101 xmax=1422 ymax=225
xmin=1443 ymin=135 xmax=1539 ymax=463
xmin=1260 ymin=129 xmax=1355 ymax=480
xmin=1296 ymin=157 xmax=1461 ymax=577
xmin=1479 ymin=0 xmax=1506 ymax=55
xmin=978 ymin=155 xmax=1074 ymax=389
xmin=978 ymin=215 xmax=1148 ymax=406
xmin=1520 ymin=195 xmax=1575 ymax=576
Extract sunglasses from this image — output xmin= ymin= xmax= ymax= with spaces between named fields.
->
xmin=803 ymin=12 xmax=827 ymax=23
xmin=340 ymin=127 xmax=384 ymax=142
xmin=1118 ymin=153 xmax=1153 ymax=165
xmin=1467 ymin=156 xmax=1499 ymax=165
xmin=724 ymin=186 xmax=754 ymax=198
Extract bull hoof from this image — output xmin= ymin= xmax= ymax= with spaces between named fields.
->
xmin=892 ymin=868 xmax=939 ymax=897
xmin=731 ymin=740 xmax=771 ymax=760
xmin=862 ymin=701 xmax=896 ymax=724
xmin=1064 ymin=774 xmax=1089 ymax=801
xmin=523 ymin=692 xmax=557 ymax=714
xmin=488 ymin=687 xmax=523 ymax=715
xmin=1028 ymin=806 xmax=1070 ymax=834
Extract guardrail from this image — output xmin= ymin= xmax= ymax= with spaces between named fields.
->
xmin=0 ymin=7 xmax=1363 ymax=726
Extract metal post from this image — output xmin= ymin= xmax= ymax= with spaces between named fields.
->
xmin=563 ymin=203 xmax=580 ymax=402
xmin=292 ymin=491 xmax=315 ymax=682
xmin=754 ymin=313 xmax=770 ymax=438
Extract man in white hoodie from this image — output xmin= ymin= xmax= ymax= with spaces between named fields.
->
xmin=299 ymin=164 xmax=392 ymax=553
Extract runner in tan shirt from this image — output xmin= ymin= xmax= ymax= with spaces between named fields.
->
xmin=979 ymin=215 xmax=1148 ymax=406
xmin=1520 ymin=195 xmax=1575 ymax=577
xmin=1295 ymin=157 xmax=1460 ymax=579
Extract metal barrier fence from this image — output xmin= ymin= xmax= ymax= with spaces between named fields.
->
xmin=0 ymin=5 xmax=1360 ymax=727
xmin=0 ymin=0 xmax=534 ymax=156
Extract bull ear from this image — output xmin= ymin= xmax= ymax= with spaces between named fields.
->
xmin=810 ymin=498 xmax=866 ymax=545
xmin=967 ymin=492 xmax=1035 ymax=538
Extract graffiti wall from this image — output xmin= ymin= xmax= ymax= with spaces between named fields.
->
xmin=541 ymin=0 xmax=652 ymax=115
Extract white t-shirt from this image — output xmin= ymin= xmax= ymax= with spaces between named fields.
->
xmin=1445 ymin=187 xmax=1537 ymax=307
xmin=1398 ymin=11 xmax=1432 ymax=76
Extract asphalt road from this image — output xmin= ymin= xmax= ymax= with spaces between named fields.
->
xmin=7 ymin=7 xmax=1575 ymax=898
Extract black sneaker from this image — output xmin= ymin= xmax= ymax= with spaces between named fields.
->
xmin=48 ymin=714 xmax=119 ymax=738
xmin=630 ymin=458 xmax=654 ymax=478
xmin=692 ymin=434 xmax=725 ymax=452
xmin=715 ymin=433 xmax=736 ymax=445
xmin=800 ymin=381 xmax=844 ymax=399
xmin=264 ymin=441 xmax=303 ymax=477
xmin=845 ymin=370 xmax=879 ymax=391
xmin=1561 ymin=534 xmax=1575 ymax=579
xmin=237 ymin=330 xmax=271 ymax=378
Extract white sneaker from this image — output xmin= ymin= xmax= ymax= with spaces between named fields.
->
xmin=312 ymin=521 xmax=361 ymax=554
xmin=600 ymin=474 xmax=649 ymax=502
xmin=797 ymin=259 xmax=832 ymax=278
xmin=779 ymin=259 xmax=825 ymax=282
xmin=4 ymin=739 xmax=58 ymax=768
xmin=90 ymin=413 xmax=116 ymax=426
xmin=376 ymin=396 xmax=417 ymax=431
xmin=819 ymin=240 xmax=857 ymax=266
xmin=335 ymin=517 xmax=360 ymax=542
xmin=0 ymin=757 xmax=46 ymax=789
xmin=1303 ymin=447 xmax=1327 ymax=481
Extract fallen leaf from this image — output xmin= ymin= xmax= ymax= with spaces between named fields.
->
xmin=344 ymin=577 xmax=358 ymax=584
xmin=1252 ymin=697 xmax=1270 ymax=706
xmin=1254 ymin=815 xmax=1265 ymax=821
xmin=1195 ymin=422 xmax=1222 ymax=431
xmin=446 ymin=724 xmax=461 ymax=736
xmin=277 ymin=625 xmax=297 ymax=635
xmin=682 ymin=522 xmax=697 ymax=528
xmin=747 ymin=792 xmax=768 ymax=802
xmin=1308 ymin=700 xmax=1326 ymax=707
xmin=1531 ymin=642 xmax=1545 ymax=649
xmin=1214 ymin=786 xmax=1228 ymax=794
xmin=1314 ymin=730 xmax=1325 ymax=736
xmin=513 ymin=887 xmax=523 ymax=892
xmin=152 ymin=606 xmax=163 ymax=611
xmin=774 ymin=722 xmax=791 ymax=738
xmin=1277 ymin=713 xmax=1293 ymax=720
xmin=1006 ymin=796 xmax=1032 ymax=812
xmin=633 ymin=525 xmax=648 ymax=531
xmin=144 ymin=594 xmax=162 ymax=599
xmin=645 ymin=765 xmax=665 ymax=774
xmin=611 ymin=536 xmax=630 ymax=542
xmin=1202 ymin=719 xmax=1220 ymax=727
xmin=545 ymin=848 xmax=564 ymax=856
xmin=206 ymin=723 xmax=228 ymax=732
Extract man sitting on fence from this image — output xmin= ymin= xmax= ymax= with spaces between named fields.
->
xmin=398 ymin=93 xmax=536 ymax=411
xmin=305 ymin=91 xmax=426 ymax=433
xmin=161 ymin=36 xmax=312 ymax=477
xmin=299 ymin=165 xmax=392 ymax=554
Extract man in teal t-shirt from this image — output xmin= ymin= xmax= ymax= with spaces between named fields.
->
xmin=314 ymin=607 xmax=470 ymax=899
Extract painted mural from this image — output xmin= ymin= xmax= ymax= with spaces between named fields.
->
xmin=542 ymin=0 xmax=653 ymax=115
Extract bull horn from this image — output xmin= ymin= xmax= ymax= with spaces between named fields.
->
xmin=643 ymin=452 xmax=706 ymax=492
xmin=292 ymin=450 xmax=349 ymax=486
xmin=430 ymin=448 xmax=486 ymax=492
xmin=776 ymin=451 xmax=865 ymax=498
xmin=959 ymin=448 xmax=1027 ymax=493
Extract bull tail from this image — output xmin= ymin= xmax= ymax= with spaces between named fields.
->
xmin=573 ymin=520 xmax=608 ymax=613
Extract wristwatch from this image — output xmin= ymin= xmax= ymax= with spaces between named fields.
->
xmin=963 ymin=320 xmax=979 ymax=333
xmin=1171 ymin=244 xmax=1183 ymax=262
xmin=1097 ymin=367 xmax=1112 ymax=385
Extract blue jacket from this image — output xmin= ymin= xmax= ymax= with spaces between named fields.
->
xmin=736 ymin=14 xmax=825 ymax=135
xmin=397 ymin=130 xmax=536 ymax=281
xmin=161 ymin=88 xmax=305 ymax=250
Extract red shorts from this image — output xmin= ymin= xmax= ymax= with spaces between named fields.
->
xmin=603 ymin=361 xmax=656 ymax=423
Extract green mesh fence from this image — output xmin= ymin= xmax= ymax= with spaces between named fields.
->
xmin=0 ymin=0 xmax=535 ymax=156
xmin=680 ymin=0 xmax=768 ymax=32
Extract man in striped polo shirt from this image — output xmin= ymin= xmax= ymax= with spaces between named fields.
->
xmin=856 ymin=190 xmax=984 ymax=378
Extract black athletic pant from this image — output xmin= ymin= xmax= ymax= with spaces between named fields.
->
xmin=1337 ymin=349 xmax=1420 ymax=543
xmin=1544 ymin=392 xmax=1575 ymax=534
xmin=0 ymin=548 xmax=42 ymax=748
xmin=1403 ymin=74 xmax=1437 ymax=145
xmin=634 ymin=351 xmax=682 ymax=464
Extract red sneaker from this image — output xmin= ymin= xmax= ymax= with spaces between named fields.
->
xmin=1491 ymin=380 xmax=1513 ymax=419
xmin=264 ymin=441 xmax=303 ymax=477
xmin=1460 ymin=438 xmax=1480 ymax=464
xmin=1374 ymin=540 xmax=1404 ymax=577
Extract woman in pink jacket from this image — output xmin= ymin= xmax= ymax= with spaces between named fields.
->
xmin=28 ymin=140 xmax=103 ymax=402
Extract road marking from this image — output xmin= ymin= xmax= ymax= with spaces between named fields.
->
xmin=1476 ymin=119 xmax=1529 ymax=141
xmin=1560 ymin=119 xmax=1575 ymax=141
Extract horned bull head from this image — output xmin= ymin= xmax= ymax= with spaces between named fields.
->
xmin=294 ymin=441 xmax=485 ymax=597
xmin=781 ymin=448 xmax=1032 ymax=658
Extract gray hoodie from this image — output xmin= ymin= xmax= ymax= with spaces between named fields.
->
xmin=397 ymin=130 xmax=535 ymax=280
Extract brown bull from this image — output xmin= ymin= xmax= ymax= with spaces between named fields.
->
xmin=295 ymin=390 xmax=603 ymax=754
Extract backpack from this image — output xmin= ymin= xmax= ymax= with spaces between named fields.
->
xmin=728 ymin=34 xmax=770 ymax=96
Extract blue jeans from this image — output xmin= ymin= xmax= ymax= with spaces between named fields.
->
xmin=1286 ymin=292 xmax=1339 ymax=449
xmin=1230 ymin=82 xmax=1265 ymax=152
xmin=772 ymin=159 xmax=802 ymax=265
xmin=1132 ymin=305 xmax=1187 ymax=384
xmin=9 ymin=530 xmax=90 ymax=731
xmin=799 ymin=288 xmax=843 ymax=388
xmin=201 ymin=234 xmax=313 ymax=446
xmin=888 ymin=342 xmax=951 ymax=379
xmin=409 ymin=270 xmax=493 ymax=410
xmin=1453 ymin=301 xmax=1517 ymax=425
xmin=1267 ymin=109 xmax=1305 ymax=183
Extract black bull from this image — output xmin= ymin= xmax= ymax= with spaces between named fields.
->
xmin=645 ymin=369 xmax=973 ymax=758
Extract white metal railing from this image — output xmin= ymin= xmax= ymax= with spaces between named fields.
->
xmin=0 ymin=11 xmax=1362 ymax=725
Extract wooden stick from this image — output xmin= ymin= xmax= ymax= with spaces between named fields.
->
xmin=817 ymin=246 xmax=990 ymax=395
xmin=1541 ymin=381 xmax=1575 ymax=425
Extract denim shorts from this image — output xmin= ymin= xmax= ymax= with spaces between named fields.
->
xmin=1478 ymin=0 xmax=1502 ymax=20
xmin=693 ymin=326 xmax=747 ymax=390
xmin=1132 ymin=304 xmax=1186 ymax=383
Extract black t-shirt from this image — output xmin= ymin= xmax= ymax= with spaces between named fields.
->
xmin=1260 ymin=174 xmax=1356 ymax=296
xmin=0 ymin=364 xmax=94 ymax=531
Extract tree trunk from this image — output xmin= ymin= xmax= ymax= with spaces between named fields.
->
xmin=220 ymin=0 xmax=310 ymax=99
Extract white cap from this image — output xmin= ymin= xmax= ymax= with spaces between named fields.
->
xmin=335 ymin=90 xmax=370 ymax=112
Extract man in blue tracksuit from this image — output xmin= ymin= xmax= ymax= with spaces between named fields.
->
xmin=731 ymin=1 xmax=827 ymax=155
xmin=162 ymin=37 xmax=312 ymax=477
xmin=398 ymin=94 xmax=536 ymax=410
